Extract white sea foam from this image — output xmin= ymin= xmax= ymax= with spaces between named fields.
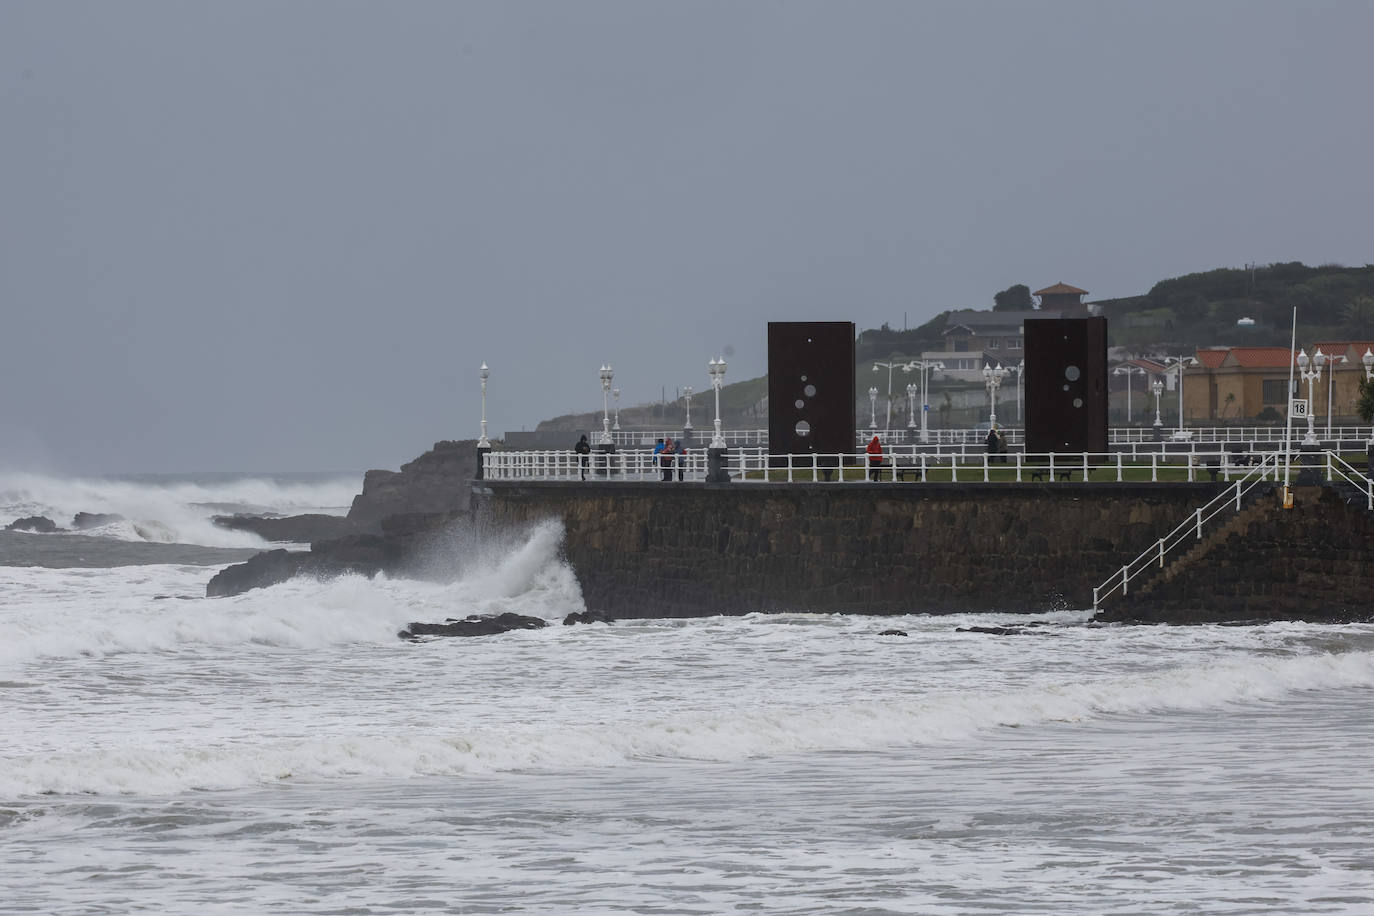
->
xmin=0 ymin=470 xmax=360 ymax=546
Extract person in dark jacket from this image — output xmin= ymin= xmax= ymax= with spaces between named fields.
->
xmin=660 ymin=437 xmax=676 ymax=482
xmin=985 ymin=426 xmax=999 ymax=463
xmin=575 ymin=434 xmax=591 ymax=480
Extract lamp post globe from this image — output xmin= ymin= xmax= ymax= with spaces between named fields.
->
xmin=906 ymin=382 xmax=918 ymax=429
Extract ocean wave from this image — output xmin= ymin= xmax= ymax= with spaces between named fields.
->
xmin=0 ymin=470 xmax=361 ymax=548
xmin=3 ymin=644 xmax=1371 ymax=798
xmin=0 ymin=518 xmax=583 ymax=669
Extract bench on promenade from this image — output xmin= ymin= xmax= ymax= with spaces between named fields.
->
xmin=1029 ymin=468 xmax=1076 ymax=482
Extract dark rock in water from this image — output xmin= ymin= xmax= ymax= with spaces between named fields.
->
xmin=347 ymin=440 xmax=477 ymax=526
xmin=877 ymin=628 xmax=908 ymax=637
xmin=399 ymin=612 xmax=548 ymax=639
xmin=563 ymin=610 xmax=614 ymax=626
xmin=205 ymin=549 xmax=306 ymax=597
xmin=956 ymin=625 xmax=1044 ymax=636
xmin=212 ymin=513 xmax=368 ymax=543
xmin=72 ymin=512 xmax=124 ymax=530
xmin=5 ymin=515 xmax=62 ymax=533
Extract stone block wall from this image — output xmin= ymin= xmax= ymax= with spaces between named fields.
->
xmin=475 ymin=481 xmax=1223 ymax=618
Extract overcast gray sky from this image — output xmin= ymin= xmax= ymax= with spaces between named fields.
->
xmin=4 ymin=1 xmax=1372 ymax=474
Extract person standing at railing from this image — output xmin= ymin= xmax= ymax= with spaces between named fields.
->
xmin=575 ymin=434 xmax=591 ymax=481
xmin=660 ymin=437 xmax=676 ymax=482
xmin=677 ymin=441 xmax=688 ymax=481
xmin=866 ymin=434 xmax=884 ymax=481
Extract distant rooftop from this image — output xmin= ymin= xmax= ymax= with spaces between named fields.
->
xmin=1035 ymin=282 xmax=1089 ymax=296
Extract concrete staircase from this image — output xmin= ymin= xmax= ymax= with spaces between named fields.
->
xmin=1123 ymin=485 xmax=1278 ymax=600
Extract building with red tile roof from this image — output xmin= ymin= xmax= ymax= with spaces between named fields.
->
xmin=1183 ymin=342 xmax=1371 ymax=424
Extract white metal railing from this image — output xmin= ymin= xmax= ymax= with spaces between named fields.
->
xmin=1091 ymin=453 xmax=1288 ymax=611
xmin=589 ymin=426 xmax=1373 ymax=449
xmin=484 ymin=447 xmax=1308 ymax=485
xmin=1325 ymin=451 xmax=1374 ymax=510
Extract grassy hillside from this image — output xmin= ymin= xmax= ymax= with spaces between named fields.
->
xmin=1102 ymin=262 xmax=1374 ymax=350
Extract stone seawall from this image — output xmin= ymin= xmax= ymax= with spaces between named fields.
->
xmin=474 ymin=481 xmax=1227 ymax=618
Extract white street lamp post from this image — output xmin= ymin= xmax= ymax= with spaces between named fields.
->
xmin=599 ymin=364 xmax=614 ymax=446
xmin=1113 ymin=365 xmax=1146 ymax=425
xmin=1151 ymin=378 xmax=1164 ymax=433
xmin=1012 ymin=359 xmax=1025 ymax=426
xmin=708 ymin=357 xmax=727 ymax=449
xmin=612 ymin=388 xmax=621 ymax=432
xmin=908 ymin=358 xmax=943 ymax=444
xmin=1363 ymin=349 xmax=1374 ymax=444
xmin=682 ymin=385 xmax=693 ymax=436
xmin=906 ymin=383 xmax=918 ymax=429
xmin=477 ymin=362 xmax=491 ymax=448
xmin=868 ymin=386 xmax=878 ymax=430
xmin=873 ymin=360 xmax=911 ymax=432
xmin=1296 ymin=349 xmax=1320 ymax=447
xmin=981 ymin=364 xmax=1009 ymax=427
xmin=1316 ymin=349 xmax=1346 ymax=438
xmin=1162 ymin=355 xmax=1198 ymax=438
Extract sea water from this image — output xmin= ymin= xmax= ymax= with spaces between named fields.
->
xmin=2 ymin=472 xmax=1373 ymax=914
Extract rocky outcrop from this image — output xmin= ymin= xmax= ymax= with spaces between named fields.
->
xmin=205 ymin=510 xmax=466 ymax=597
xmin=5 ymin=515 xmax=62 ymax=533
xmin=398 ymin=613 xmax=547 ymax=639
xmin=212 ymin=513 xmax=370 ymax=543
xmin=204 ymin=549 xmax=304 ymax=597
xmin=206 ymin=437 xmax=481 ymax=598
xmin=346 ymin=440 xmax=478 ymax=526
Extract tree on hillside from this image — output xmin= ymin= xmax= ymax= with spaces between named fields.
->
xmin=1343 ymin=296 xmax=1374 ymax=336
xmin=993 ymin=284 xmax=1034 ymax=311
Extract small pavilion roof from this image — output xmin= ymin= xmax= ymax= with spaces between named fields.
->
xmin=1034 ymin=282 xmax=1088 ymax=296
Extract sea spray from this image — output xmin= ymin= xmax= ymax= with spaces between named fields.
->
xmin=0 ymin=470 xmax=361 ymax=547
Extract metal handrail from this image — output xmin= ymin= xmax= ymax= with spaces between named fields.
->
xmin=1325 ymin=451 xmax=1374 ymax=510
xmin=1091 ymin=453 xmax=1283 ymax=611
xmin=484 ymin=447 xmax=1289 ymax=485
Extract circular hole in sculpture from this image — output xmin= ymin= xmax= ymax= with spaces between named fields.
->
xmin=1073 ymin=397 xmax=1084 ymax=408
xmin=795 ymin=399 xmax=805 ymax=409
xmin=795 ymin=420 xmax=811 ymax=437
xmin=803 ymin=384 xmax=817 ymax=397
xmin=1065 ymin=365 xmax=1081 ymax=381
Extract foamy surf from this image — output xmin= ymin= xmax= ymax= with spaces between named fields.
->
xmin=0 ymin=470 xmax=360 ymax=547
xmin=2 ymin=646 xmax=1371 ymax=798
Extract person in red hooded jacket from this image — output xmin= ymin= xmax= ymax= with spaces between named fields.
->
xmin=866 ymin=434 xmax=883 ymax=481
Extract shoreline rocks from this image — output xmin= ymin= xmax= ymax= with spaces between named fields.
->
xmin=398 ymin=613 xmax=547 ymax=639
